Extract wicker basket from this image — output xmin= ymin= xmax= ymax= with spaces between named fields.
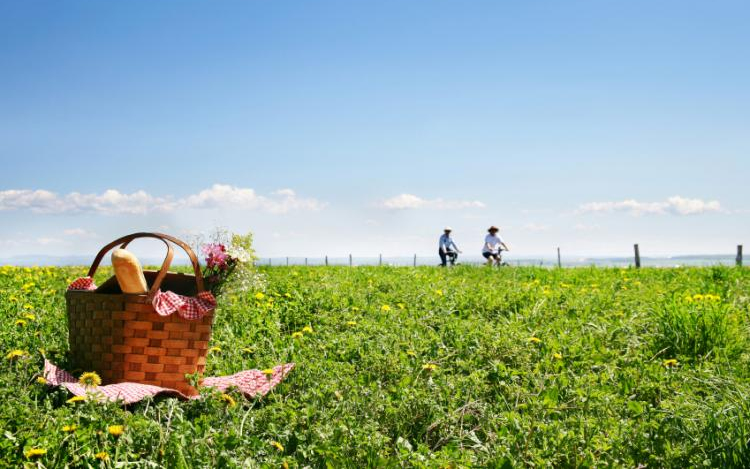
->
xmin=65 ymin=233 xmax=214 ymax=396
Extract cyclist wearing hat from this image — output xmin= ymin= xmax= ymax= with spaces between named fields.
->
xmin=482 ymin=226 xmax=509 ymax=266
xmin=438 ymin=227 xmax=461 ymax=266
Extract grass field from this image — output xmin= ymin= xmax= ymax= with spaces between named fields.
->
xmin=1 ymin=265 xmax=750 ymax=467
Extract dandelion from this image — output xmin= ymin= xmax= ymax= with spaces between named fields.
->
xmin=284 ymin=292 xmax=292 ymax=298
xmin=422 ymin=363 xmax=438 ymax=371
xmin=6 ymin=349 xmax=26 ymax=361
xmin=95 ymin=452 xmax=109 ymax=461
xmin=220 ymin=393 xmax=237 ymax=407
xmin=352 ymin=307 xmax=360 ymax=312
xmin=381 ymin=305 xmax=391 ymax=312
xmin=271 ymin=441 xmax=284 ymax=451
xmin=435 ymin=289 xmax=443 ymax=296
xmin=693 ymin=294 xmax=704 ymax=301
xmin=108 ymin=425 xmax=124 ymax=437
xmin=302 ymin=325 xmax=313 ymax=333
xmin=79 ymin=371 xmax=102 ymax=387
xmin=406 ymin=350 xmax=417 ymax=357
xmin=23 ymin=303 xmax=34 ymax=309
xmin=663 ymin=359 xmax=678 ymax=368
xmin=67 ymin=396 xmax=86 ymax=404
xmin=397 ymin=303 xmax=406 ymax=309
xmin=553 ymin=352 xmax=563 ymax=360
xmin=242 ymin=347 xmax=255 ymax=354
xmin=15 ymin=319 xmax=26 ymax=327
xmin=62 ymin=424 xmax=78 ymax=433
xmin=262 ymin=368 xmax=275 ymax=376
xmin=254 ymin=292 xmax=265 ymax=300
xmin=209 ymin=346 xmax=222 ymax=353
xmin=528 ymin=337 xmax=542 ymax=344
xmin=346 ymin=320 xmax=357 ymax=327
xmin=24 ymin=448 xmax=46 ymax=459
xmin=36 ymin=376 xmax=48 ymax=385
xmin=23 ymin=313 xmax=36 ymax=321
xmin=291 ymin=331 xmax=304 ymax=339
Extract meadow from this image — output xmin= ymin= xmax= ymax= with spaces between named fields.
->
xmin=1 ymin=264 xmax=750 ymax=467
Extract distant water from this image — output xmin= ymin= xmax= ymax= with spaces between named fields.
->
xmin=0 ymin=254 xmax=741 ymax=268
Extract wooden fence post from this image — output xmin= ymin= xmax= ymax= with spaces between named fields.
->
xmin=413 ymin=254 xmax=417 ymax=267
xmin=305 ymin=257 xmax=308 ymax=266
xmin=737 ymin=245 xmax=743 ymax=267
xmin=268 ymin=258 xmax=271 ymax=266
xmin=634 ymin=244 xmax=641 ymax=268
xmin=379 ymin=254 xmax=382 ymax=266
xmin=325 ymin=255 xmax=328 ymax=267
xmin=349 ymin=254 xmax=353 ymax=267
xmin=557 ymin=247 xmax=562 ymax=268
xmin=286 ymin=257 xmax=289 ymax=266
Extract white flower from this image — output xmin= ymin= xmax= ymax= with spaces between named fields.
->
xmin=226 ymin=244 xmax=251 ymax=263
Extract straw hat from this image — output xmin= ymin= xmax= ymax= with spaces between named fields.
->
xmin=444 ymin=226 xmax=452 ymax=232
xmin=488 ymin=225 xmax=499 ymax=233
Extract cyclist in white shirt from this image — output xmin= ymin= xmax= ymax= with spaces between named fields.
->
xmin=482 ymin=226 xmax=509 ymax=266
xmin=438 ymin=227 xmax=461 ymax=266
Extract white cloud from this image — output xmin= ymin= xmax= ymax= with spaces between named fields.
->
xmin=521 ymin=223 xmax=550 ymax=232
xmin=0 ymin=185 xmax=325 ymax=215
xmin=576 ymin=196 xmax=724 ymax=216
xmin=573 ymin=223 xmax=601 ymax=232
xmin=63 ymin=228 xmax=97 ymax=237
xmin=379 ymin=193 xmax=485 ymax=210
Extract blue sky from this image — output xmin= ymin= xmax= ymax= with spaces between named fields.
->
xmin=1 ymin=0 xmax=748 ymax=261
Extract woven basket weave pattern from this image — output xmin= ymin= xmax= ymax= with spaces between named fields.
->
xmin=67 ymin=290 xmax=213 ymax=396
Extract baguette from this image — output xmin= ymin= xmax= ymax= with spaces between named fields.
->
xmin=111 ymin=248 xmax=148 ymax=294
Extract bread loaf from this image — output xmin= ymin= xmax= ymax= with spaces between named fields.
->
xmin=111 ymin=248 xmax=148 ymax=294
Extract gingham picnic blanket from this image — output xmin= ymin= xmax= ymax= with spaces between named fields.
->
xmin=68 ymin=277 xmax=216 ymax=320
xmin=44 ymin=360 xmax=294 ymax=405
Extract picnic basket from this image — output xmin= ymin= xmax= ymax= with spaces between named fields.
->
xmin=65 ymin=232 xmax=214 ymax=396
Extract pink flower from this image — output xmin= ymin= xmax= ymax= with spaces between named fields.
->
xmin=202 ymin=243 xmax=228 ymax=269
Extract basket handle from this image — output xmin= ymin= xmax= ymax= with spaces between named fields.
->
xmin=87 ymin=232 xmax=205 ymax=294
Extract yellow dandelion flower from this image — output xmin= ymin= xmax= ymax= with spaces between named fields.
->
xmin=242 ymin=347 xmax=255 ymax=354
xmin=346 ymin=320 xmax=357 ymax=327
xmin=25 ymin=448 xmax=46 ymax=459
xmin=352 ymin=307 xmax=360 ymax=311
xmin=406 ymin=350 xmax=417 ymax=357
xmin=663 ymin=359 xmax=678 ymax=368
xmin=79 ymin=371 xmax=102 ymax=387
xmin=262 ymin=368 xmax=275 ymax=376
xmin=271 ymin=441 xmax=284 ymax=451
xmin=62 ymin=424 xmax=78 ymax=433
xmin=107 ymin=425 xmax=124 ymax=437
xmin=302 ymin=325 xmax=313 ymax=333
xmin=209 ymin=346 xmax=222 ymax=353
xmin=397 ymin=303 xmax=406 ymax=309
xmin=23 ymin=313 xmax=36 ymax=321
xmin=435 ymin=289 xmax=443 ymax=296
xmin=95 ymin=452 xmax=109 ymax=461
xmin=528 ymin=337 xmax=542 ymax=344
xmin=380 ymin=305 xmax=391 ymax=312
xmin=67 ymin=396 xmax=86 ymax=404
xmin=553 ymin=352 xmax=563 ymax=360
xmin=693 ymin=294 xmax=704 ymax=301
xmin=15 ymin=319 xmax=26 ymax=327
xmin=220 ymin=393 xmax=236 ymax=407
xmin=23 ymin=303 xmax=34 ymax=309
xmin=284 ymin=292 xmax=292 ymax=298
xmin=36 ymin=376 xmax=48 ymax=385
xmin=6 ymin=349 xmax=26 ymax=360
xmin=254 ymin=292 xmax=265 ymax=300
xmin=291 ymin=331 xmax=304 ymax=339
xmin=422 ymin=363 xmax=438 ymax=371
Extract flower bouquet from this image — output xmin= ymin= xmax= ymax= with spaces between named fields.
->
xmin=198 ymin=231 xmax=264 ymax=297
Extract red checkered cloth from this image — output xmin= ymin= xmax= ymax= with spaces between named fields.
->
xmin=67 ymin=277 xmax=216 ymax=320
xmin=67 ymin=277 xmax=96 ymax=291
xmin=152 ymin=290 xmax=216 ymax=320
xmin=43 ymin=360 xmax=295 ymax=405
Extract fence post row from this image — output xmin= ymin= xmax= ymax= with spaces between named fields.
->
xmin=634 ymin=244 xmax=641 ymax=268
xmin=738 ymin=245 xmax=744 ymax=267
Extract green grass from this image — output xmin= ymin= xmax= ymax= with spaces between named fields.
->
xmin=2 ymin=265 xmax=750 ymax=467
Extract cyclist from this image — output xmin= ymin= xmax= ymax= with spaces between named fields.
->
xmin=438 ymin=227 xmax=461 ymax=266
xmin=482 ymin=226 xmax=509 ymax=266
